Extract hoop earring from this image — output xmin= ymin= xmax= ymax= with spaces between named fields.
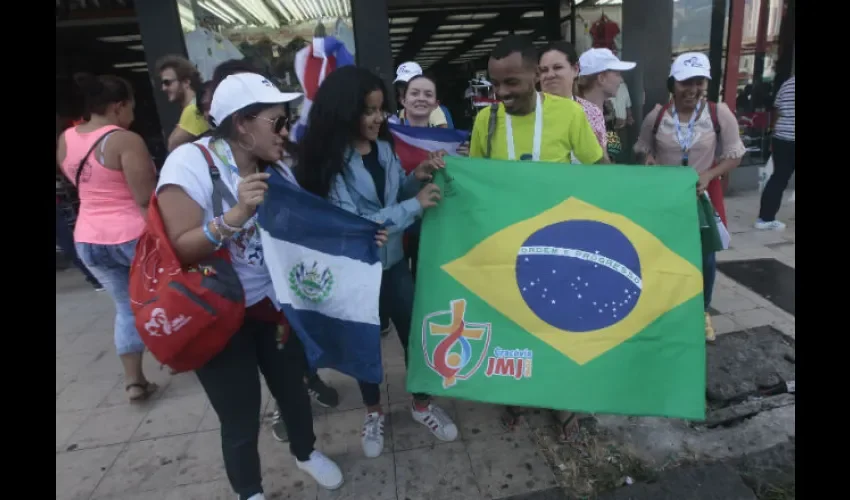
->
xmin=237 ymin=133 xmax=257 ymax=152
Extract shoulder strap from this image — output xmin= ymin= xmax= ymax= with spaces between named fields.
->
xmin=485 ymin=103 xmax=499 ymax=159
xmin=74 ymin=129 xmax=119 ymax=187
xmin=193 ymin=143 xmax=238 ymax=217
xmin=652 ymin=102 xmax=672 ymax=137
xmin=707 ymin=101 xmax=721 ymax=135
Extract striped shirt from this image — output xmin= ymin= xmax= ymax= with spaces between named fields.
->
xmin=773 ymin=76 xmax=795 ymax=142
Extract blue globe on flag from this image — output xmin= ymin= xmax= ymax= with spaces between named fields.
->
xmin=515 ymin=220 xmax=643 ymax=332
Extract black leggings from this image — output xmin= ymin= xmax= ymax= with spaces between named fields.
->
xmin=196 ymin=318 xmax=316 ymax=499
xmin=758 ymin=137 xmax=795 ymax=222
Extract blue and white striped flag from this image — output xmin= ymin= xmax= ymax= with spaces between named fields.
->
xmin=257 ymin=168 xmax=384 ymax=384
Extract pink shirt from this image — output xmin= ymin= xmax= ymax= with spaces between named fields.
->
xmin=60 ymin=125 xmax=146 ymax=245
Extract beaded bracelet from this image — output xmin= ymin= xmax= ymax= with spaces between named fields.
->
xmin=202 ymin=223 xmax=223 ymax=249
xmin=210 ymin=217 xmax=226 ymax=241
xmin=217 ymin=215 xmax=243 ymax=234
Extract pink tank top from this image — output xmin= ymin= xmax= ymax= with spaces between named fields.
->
xmin=60 ymin=125 xmax=147 ymax=245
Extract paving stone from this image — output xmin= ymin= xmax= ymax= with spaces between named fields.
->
xmin=93 ymin=480 xmax=233 ymax=500
xmin=173 ymin=430 xmax=228 ymax=486
xmin=91 ymin=434 xmax=195 ymax=498
xmin=466 ymin=433 xmax=557 ymax=499
xmin=709 ymin=314 xmax=739 ymax=336
xmin=454 ymin=400 xmax=510 ymax=439
xmin=63 ymin=331 xmax=116 ymax=356
xmin=131 ymin=393 xmax=207 ymax=441
xmin=56 ymin=409 xmax=91 ymax=452
xmin=57 ymin=376 xmax=119 ymax=413
xmin=395 ymin=441 xmax=480 ymax=499
xmin=317 ymin=453 xmax=396 ymax=500
xmin=66 ymin=404 xmax=149 ymax=450
xmin=709 ymin=289 xmax=758 ymax=314
xmin=56 ymin=443 xmax=125 ymax=500
xmin=717 ymin=259 xmax=795 ymax=315
xmin=595 ymin=463 xmax=757 ymax=500
xmin=730 ymin=308 xmax=784 ymax=330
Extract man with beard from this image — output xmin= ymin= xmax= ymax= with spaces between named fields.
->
xmin=156 ymin=55 xmax=209 ymax=151
xmin=469 ymin=36 xmax=603 ymax=164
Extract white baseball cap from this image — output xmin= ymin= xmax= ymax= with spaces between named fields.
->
xmin=209 ymin=73 xmax=302 ymax=126
xmin=394 ymin=61 xmax=423 ymax=83
xmin=670 ymin=52 xmax=712 ymax=81
xmin=578 ymin=48 xmax=636 ymax=76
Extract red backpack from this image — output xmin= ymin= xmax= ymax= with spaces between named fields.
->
xmin=653 ymin=101 xmax=728 ymax=226
xmin=129 ymin=144 xmax=245 ymax=373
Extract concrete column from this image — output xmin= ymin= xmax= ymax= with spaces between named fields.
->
xmin=622 ymin=0 xmax=673 ymax=119
xmin=135 ymin=0 xmax=188 ymax=142
xmin=621 ymin=0 xmax=674 ymax=154
xmin=351 ymin=0 xmax=396 ymax=111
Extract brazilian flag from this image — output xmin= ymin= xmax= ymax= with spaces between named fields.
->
xmin=407 ymin=157 xmax=706 ymax=420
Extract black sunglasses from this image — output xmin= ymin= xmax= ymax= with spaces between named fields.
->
xmin=252 ymin=115 xmax=290 ymax=133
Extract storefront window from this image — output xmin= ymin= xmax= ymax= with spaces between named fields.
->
xmin=672 ymin=0 xmax=714 ymax=55
xmin=175 ymin=0 xmax=356 ymax=99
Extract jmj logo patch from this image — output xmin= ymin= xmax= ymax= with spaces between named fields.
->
xmin=144 ymin=307 xmax=191 ymax=337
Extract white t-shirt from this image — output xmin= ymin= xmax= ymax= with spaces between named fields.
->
xmin=156 ymin=137 xmax=295 ymax=307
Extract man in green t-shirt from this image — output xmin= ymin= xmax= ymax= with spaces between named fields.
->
xmin=469 ymin=36 xmax=603 ymax=165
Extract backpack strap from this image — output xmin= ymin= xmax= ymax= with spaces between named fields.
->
xmin=652 ymin=101 xmax=673 ymax=137
xmin=73 ymin=129 xmax=119 ymax=187
xmin=485 ymin=103 xmax=500 ymax=159
xmin=707 ymin=101 xmax=721 ymax=135
xmin=193 ymin=144 xmax=238 ymax=217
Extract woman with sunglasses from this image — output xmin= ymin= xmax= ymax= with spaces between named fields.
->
xmin=295 ymin=66 xmax=456 ymax=460
xmin=155 ymin=73 xmax=354 ymax=499
xmin=202 ymin=59 xmax=341 ymax=445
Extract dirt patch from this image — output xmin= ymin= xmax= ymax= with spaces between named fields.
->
xmin=526 ymin=415 xmax=686 ymax=498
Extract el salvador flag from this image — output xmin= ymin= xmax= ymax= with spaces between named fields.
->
xmin=257 ymin=168 xmax=383 ymax=384
xmin=389 ymin=123 xmax=470 ymax=173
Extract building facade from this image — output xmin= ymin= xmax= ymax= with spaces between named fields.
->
xmin=63 ymin=0 xmax=792 ymax=145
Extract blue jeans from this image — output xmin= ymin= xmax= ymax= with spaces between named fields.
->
xmin=56 ymin=205 xmax=100 ymax=286
xmin=703 ymin=250 xmax=716 ymax=311
xmin=359 ymin=260 xmax=428 ymax=405
xmin=75 ymin=239 xmax=145 ymax=356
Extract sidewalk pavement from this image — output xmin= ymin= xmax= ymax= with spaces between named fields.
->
xmin=56 ymin=190 xmax=794 ymax=500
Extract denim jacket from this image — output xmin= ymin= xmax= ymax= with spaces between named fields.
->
xmin=329 ymin=140 xmax=422 ymax=269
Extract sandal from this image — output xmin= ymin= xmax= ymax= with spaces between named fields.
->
xmin=126 ymin=381 xmax=158 ymax=402
xmin=501 ymin=405 xmax=527 ymax=431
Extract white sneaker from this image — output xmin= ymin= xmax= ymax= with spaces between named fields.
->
xmin=296 ymin=450 xmax=344 ymax=490
xmin=244 ymin=494 xmax=266 ymax=500
xmin=361 ymin=412 xmax=385 ymax=458
xmin=411 ymin=402 xmax=458 ymax=441
xmin=754 ymin=219 xmax=786 ymax=231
